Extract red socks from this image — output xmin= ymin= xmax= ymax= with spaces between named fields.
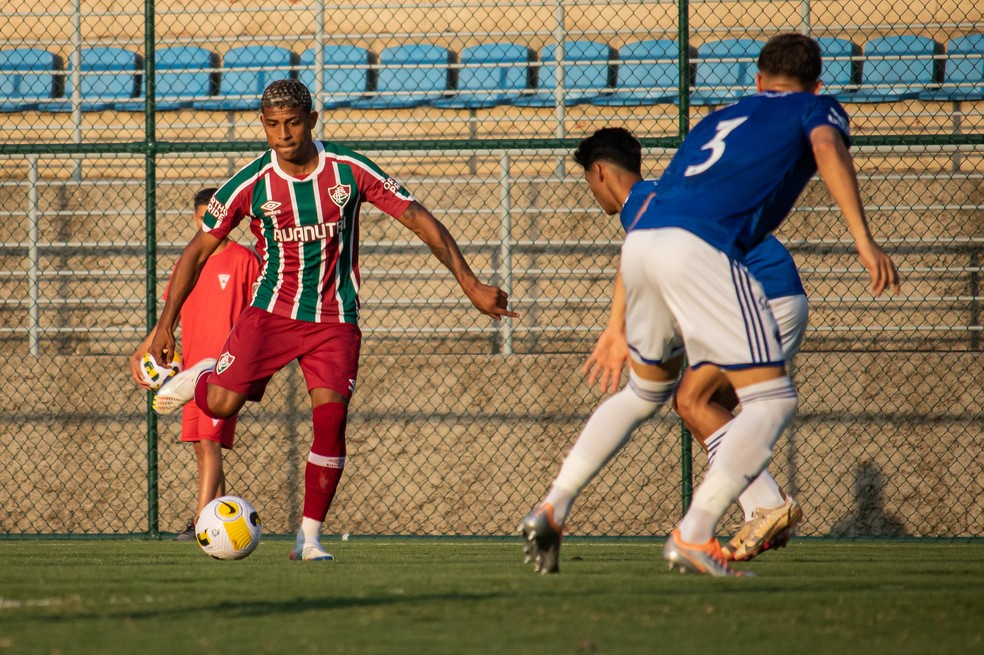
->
xmin=302 ymin=402 xmax=348 ymax=522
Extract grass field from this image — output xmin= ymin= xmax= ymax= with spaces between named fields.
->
xmin=0 ymin=539 xmax=981 ymax=654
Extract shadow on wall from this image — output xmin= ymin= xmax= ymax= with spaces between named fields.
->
xmin=829 ymin=461 xmax=908 ymax=537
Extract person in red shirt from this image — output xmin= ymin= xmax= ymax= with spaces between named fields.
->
xmin=130 ymin=188 xmax=261 ymax=540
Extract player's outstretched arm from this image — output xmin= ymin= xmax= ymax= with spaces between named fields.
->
xmin=811 ymin=125 xmax=901 ymax=297
xmin=582 ymin=270 xmax=630 ymax=393
xmin=396 ymin=201 xmax=519 ymax=320
xmin=146 ymin=229 xmax=223 ymax=364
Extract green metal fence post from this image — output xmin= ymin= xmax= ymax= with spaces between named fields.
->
xmin=681 ymin=425 xmax=694 ymax=513
xmin=144 ymin=0 xmax=159 ymax=539
xmin=680 ymin=358 xmax=694 ymax=514
xmin=677 ymin=0 xmax=691 ymax=139
xmin=677 ymin=0 xmax=694 ymax=516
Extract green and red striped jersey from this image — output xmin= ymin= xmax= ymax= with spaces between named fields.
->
xmin=202 ymin=141 xmax=414 ymax=323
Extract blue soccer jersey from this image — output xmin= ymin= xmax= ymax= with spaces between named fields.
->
xmin=744 ymin=234 xmax=805 ymax=300
xmin=621 ymin=91 xmax=850 ymax=259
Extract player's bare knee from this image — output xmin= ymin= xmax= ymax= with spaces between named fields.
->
xmin=205 ymin=387 xmax=244 ymax=418
xmin=673 ymin=383 xmax=700 ymax=426
xmin=199 ymin=439 xmax=221 ymax=455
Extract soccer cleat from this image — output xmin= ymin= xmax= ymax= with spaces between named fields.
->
xmin=289 ymin=544 xmax=335 ymax=561
xmin=663 ymin=528 xmax=753 ymax=577
xmin=519 ymin=503 xmax=562 ymax=574
xmin=722 ymin=496 xmax=803 ymax=562
xmin=174 ymin=520 xmax=196 ymax=542
xmin=152 ymin=358 xmax=216 ymax=416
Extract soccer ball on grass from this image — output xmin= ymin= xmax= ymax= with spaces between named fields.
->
xmin=195 ymin=495 xmax=262 ymax=560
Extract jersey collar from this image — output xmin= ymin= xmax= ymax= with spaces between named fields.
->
xmin=270 ymin=140 xmax=327 ymax=182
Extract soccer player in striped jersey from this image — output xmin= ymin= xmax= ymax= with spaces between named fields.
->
xmin=521 ymin=34 xmax=899 ymax=576
xmin=139 ymin=79 xmax=517 ymax=561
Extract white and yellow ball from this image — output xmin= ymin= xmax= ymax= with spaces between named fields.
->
xmin=140 ymin=352 xmax=182 ymax=390
xmin=194 ymin=496 xmax=262 ymax=560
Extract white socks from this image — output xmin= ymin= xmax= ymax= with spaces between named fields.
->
xmin=679 ymin=376 xmax=797 ymax=543
xmin=705 ymin=421 xmax=786 ymax=521
xmin=296 ymin=516 xmax=323 ymax=549
xmin=737 ymin=472 xmax=786 ymax=521
xmin=545 ymin=373 xmax=675 ymax=525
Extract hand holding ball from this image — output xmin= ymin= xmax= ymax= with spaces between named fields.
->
xmin=140 ymin=352 xmax=182 ymax=390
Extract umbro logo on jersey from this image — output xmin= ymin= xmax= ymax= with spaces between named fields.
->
xmin=216 ymin=352 xmax=235 ymax=375
xmin=218 ymin=274 xmax=230 ymax=290
xmin=260 ymin=200 xmax=282 ymax=218
xmin=328 ymin=184 xmax=351 ymax=207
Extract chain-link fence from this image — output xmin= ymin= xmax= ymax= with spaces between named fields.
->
xmin=0 ymin=2 xmax=981 ymax=539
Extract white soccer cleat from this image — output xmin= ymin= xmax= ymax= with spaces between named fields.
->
xmin=289 ymin=543 xmax=335 ymax=561
xmin=152 ymin=357 xmax=216 ymax=415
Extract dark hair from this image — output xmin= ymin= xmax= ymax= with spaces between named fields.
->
xmin=757 ymin=33 xmax=822 ymax=89
xmin=572 ymin=127 xmax=642 ymax=175
xmin=260 ymin=79 xmax=313 ymax=113
xmin=193 ymin=188 xmax=218 ymax=209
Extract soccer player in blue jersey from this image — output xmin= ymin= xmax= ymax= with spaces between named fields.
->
xmin=672 ymin=235 xmax=807 ymax=561
xmin=579 ymin=233 xmax=809 ymax=562
xmin=521 ymin=33 xmax=899 ymax=576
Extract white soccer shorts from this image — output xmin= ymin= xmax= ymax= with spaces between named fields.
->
xmin=620 ymin=227 xmax=785 ymax=370
xmin=769 ymin=293 xmax=808 ymax=361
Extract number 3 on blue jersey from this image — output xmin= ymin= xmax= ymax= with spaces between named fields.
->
xmin=684 ymin=116 xmax=749 ymax=177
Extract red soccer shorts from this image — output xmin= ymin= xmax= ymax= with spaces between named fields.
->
xmin=208 ymin=306 xmax=362 ymax=402
xmin=181 ymin=402 xmax=237 ymax=449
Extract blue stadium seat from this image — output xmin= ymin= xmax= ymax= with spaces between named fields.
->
xmin=299 ymin=45 xmax=373 ymax=109
xmin=816 ymin=37 xmax=861 ymax=99
xmin=840 ymin=35 xmax=942 ymax=103
xmin=154 ymin=46 xmax=217 ymax=110
xmin=0 ymin=48 xmax=59 ymax=112
xmin=512 ymin=40 xmax=616 ymax=107
xmin=193 ymin=45 xmax=296 ymax=111
xmin=349 ymin=44 xmax=453 ymax=109
xmin=39 ymin=47 xmax=141 ymax=112
xmin=115 ymin=46 xmax=217 ymax=111
xmin=592 ymin=39 xmax=689 ymax=106
xmin=432 ymin=43 xmax=532 ymax=109
xmin=919 ymin=34 xmax=984 ymax=101
xmin=690 ymin=38 xmax=764 ymax=106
